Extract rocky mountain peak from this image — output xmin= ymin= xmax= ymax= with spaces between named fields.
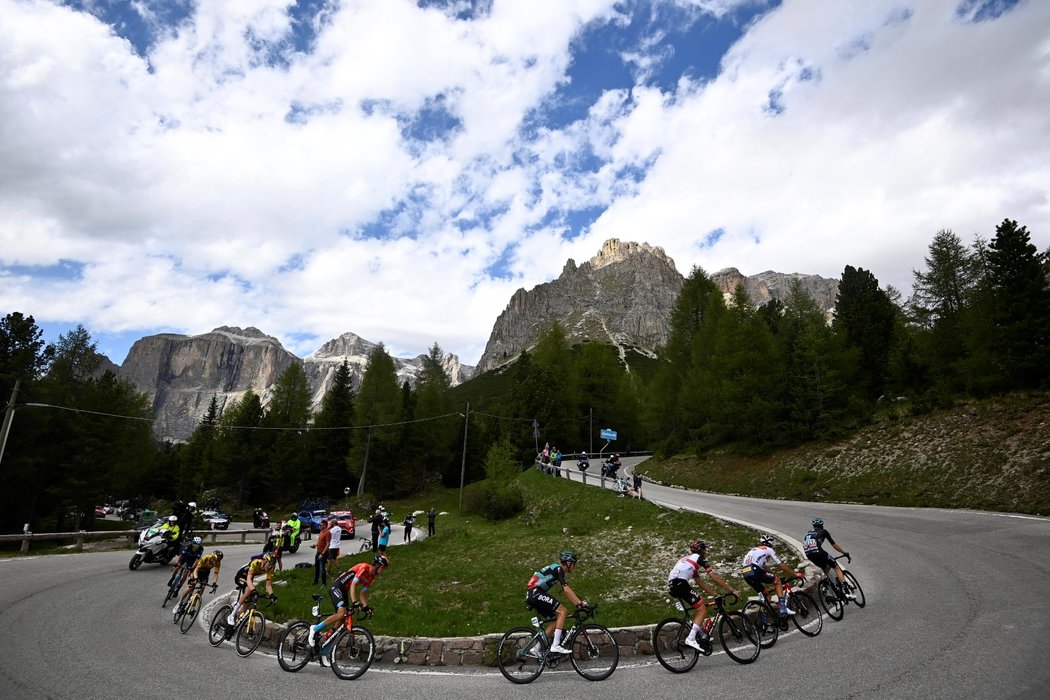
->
xmin=474 ymin=239 xmax=684 ymax=375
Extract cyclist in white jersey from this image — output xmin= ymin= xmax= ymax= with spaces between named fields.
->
xmin=741 ymin=534 xmax=804 ymax=616
xmin=667 ymin=539 xmax=739 ymax=652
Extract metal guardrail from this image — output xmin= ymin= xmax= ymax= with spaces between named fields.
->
xmin=0 ymin=528 xmax=270 ymax=554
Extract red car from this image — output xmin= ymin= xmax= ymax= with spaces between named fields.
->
xmin=94 ymin=506 xmax=107 ymax=518
xmin=327 ymin=510 xmax=355 ymax=538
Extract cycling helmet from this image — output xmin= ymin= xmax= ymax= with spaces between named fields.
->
xmin=759 ymin=534 xmax=775 ymax=546
xmin=214 ymin=550 xmax=224 ymax=560
xmin=188 ymin=501 xmax=197 ymax=510
xmin=560 ymin=550 xmax=579 ymax=564
xmin=811 ymin=517 xmax=824 ymax=527
xmin=373 ymin=554 xmax=389 ymax=568
xmin=262 ymin=552 xmax=276 ymax=564
xmin=192 ymin=536 xmax=202 ymax=545
xmin=689 ymin=539 xmax=708 ymax=554
xmin=168 ymin=515 xmax=178 ymax=523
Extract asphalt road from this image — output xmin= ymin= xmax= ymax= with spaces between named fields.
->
xmin=2 ymin=458 xmax=1048 ymax=699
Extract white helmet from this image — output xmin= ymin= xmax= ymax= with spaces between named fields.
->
xmin=192 ymin=536 xmax=202 ymax=545
xmin=188 ymin=501 xmax=197 ymax=510
xmin=168 ymin=515 xmax=178 ymax=523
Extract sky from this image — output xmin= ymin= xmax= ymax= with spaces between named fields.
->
xmin=2 ymin=0 xmax=1048 ymax=367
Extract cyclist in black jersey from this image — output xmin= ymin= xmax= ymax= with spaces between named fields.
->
xmin=803 ymin=518 xmax=854 ymax=599
xmin=525 ymin=550 xmax=588 ymax=655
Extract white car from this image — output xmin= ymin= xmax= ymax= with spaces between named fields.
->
xmin=200 ymin=510 xmax=230 ymax=530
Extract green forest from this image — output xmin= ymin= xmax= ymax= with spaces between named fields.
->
xmin=1 ymin=218 xmax=1047 ymax=533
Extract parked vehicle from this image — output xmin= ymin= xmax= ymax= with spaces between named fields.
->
xmin=327 ymin=510 xmax=356 ymax=539
xmin=94 ymin=506 xmax=107 ymax=518
xmin=201 ymin=510 xmax=230 ymax=530
xmin=296 ymin=510 xmax=327 ymax=534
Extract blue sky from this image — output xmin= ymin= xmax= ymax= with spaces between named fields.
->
xmin=1 ymin=0 xmax=1047 ymax=366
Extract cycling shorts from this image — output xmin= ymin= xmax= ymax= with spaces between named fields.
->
xmin=193 ymin=568 xmax=210 ymax=585
xmin=329 ymin=585 xmax=348 ymax=610
xmin=668 ymin=578 xmax=703 ymax=609
xmin=234 ymin=574 xmax=248 ymax=591
xmin=743 ymin=569 xmax=775 ymax=594
xmin=525 ymin=589 xmax=560 ymax=618
xmin=806 ymin=550 xmax=836 ymax=571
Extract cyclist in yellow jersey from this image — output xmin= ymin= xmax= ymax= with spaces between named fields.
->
xmin=176 ymin=550 xmax=222 ymax=614
xmin=227 ymin=553 xmax=276 ymax=624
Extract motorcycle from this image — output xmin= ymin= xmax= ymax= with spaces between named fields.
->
xmin=601 ymin=460 xmax=620 ymax=478
xmin=577 ymin=455 xmax=590 ymax=471
xmin=252 ymin=508 xmax=270 ymax=528
xmin=128 ymin=521 xmax=179 ymax=570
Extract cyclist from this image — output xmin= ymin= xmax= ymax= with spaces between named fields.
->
xmin=227 ymin=552 xmax=276 ymax=625
xmin=526 ymin=550 xmax=588 ymax=655
xmin=177 ymin=549 xmax=222 ymax=612
xmin=308 ymin=554 xmax=389 ymax=647
xmin=667 ymin=539 xmax=740 ymax=652
xmin=803 ymin=518 xmax=854 ymax=599
xmin=168 ymin=535 xmax=205 ymax=586
xmin=741 ymin=534 xmax=803 ymax=617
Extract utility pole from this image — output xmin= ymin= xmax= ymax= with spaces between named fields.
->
xmin=356 ymin=426 xmax=372 ymax=496
xmin=458 ymin=402 xmax=469 ymax=512
xmin=0 ymin=381 xmax=20 ymax=468
xmin=589 ymin=407 xmax=593 ymax=454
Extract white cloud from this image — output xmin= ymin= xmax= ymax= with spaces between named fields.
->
xmin=1 ymin=0 xmax=1047 ymax=365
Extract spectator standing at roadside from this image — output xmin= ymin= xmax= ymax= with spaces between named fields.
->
xmin=378 ymin=518 xmax=391 ymax=554
xmin=632 ymin=472 xmax=643 ymax=499
xmin=427 ymin=507 xmax=436 ymax=536
xmin=370 ymin=508 xmax=384 ymax=553
xmin=313 ymin=519 xmax=331 ymax=586
xmin=327 ymin=518 xmax=342 ymax=576
xmin=403 ymin=512 xmax=415 ymax=542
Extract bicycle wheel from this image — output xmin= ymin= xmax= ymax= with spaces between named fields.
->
xmin=818 ymin=580 xmax=845 ymax=621
xmin=569 ymin=623 xmax=618 ymax=681
xmin=277 ymin=621 xmax=312 ymax=672
xmin=843 ymin=571 xmax=866 ymax=608
xmin=717 ymin=612 xmax=760 ymax=664
xmin=330 ymin=626 xmax=375 ymax=680
xmin=235 ymin=610 xmax=266 ymax=657
xmin=496 ymin=626 xmax=544 ymax=684
xmin=208 ymin=605 xmax=233 ymax=647
xmin=179 ymin=592 xmax=202 ymax=634
xmin=743 ymin=601 xmax=778 ymax=648
xmin=789 ymin=591 xmax=823 ymax=636
xmin=652 ymin=618 xmax=697 ymax=673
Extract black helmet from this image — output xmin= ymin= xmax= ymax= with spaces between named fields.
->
xmin=689 ymin=539 xmax=708 ymax=554
xmin=759 ymin=534 xmax=775 ymax=546
xmin=811 ymin=517 xmax=824 ymax=527
xmin=373 ymin=554 xmax=389 ymax=568
xmin=214 ymin=550 xmax=224 ymax=560
xmin=560 ymin=550 xmax=578 ymax=564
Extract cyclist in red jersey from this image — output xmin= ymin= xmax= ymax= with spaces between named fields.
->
xmin=308 ymin=554 xmax=389 ymax=647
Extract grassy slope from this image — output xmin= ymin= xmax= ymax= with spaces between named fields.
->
xmin=268 ymin=469 xmax=796 ymax=637
xmin=643 ymin=391 xmax=1050 ymax=515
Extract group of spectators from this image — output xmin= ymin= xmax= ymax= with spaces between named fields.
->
xmin=535 ymin=447 xmax=644 ymax=499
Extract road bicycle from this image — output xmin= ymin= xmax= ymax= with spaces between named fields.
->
xmin=277 ymin=595 xmax=376 ymax=680
xmin=741 ymin=571 xmax=822 ymax=648
xmin=207 ymin=589 xmax=277 ymax=657
xmin=356 ymin=537 xmax=373 ymax=554
xmin=162 ymin=564 xmax=192 ymax=608
xmin=815 ymin=555 xmax=866 ymax=621
xmin=653 ymin=592 xmax=760 ymax=672
xmin=496 ymin=605 xmax=618 ymax=684
xmin=172 ymin=579 xmax=217 ymax=633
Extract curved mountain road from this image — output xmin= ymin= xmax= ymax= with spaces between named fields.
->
xmin=2 ymin=459 xmax=1048 ymax=698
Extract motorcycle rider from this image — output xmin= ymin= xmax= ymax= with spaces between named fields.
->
xmin=287 ymin=512 xmax=302 ymax=550
xmin=158 ymin=515 xmax=181 ymax=558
